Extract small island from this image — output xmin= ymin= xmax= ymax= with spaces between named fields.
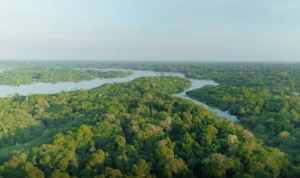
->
xmin=0 ymin=68 xmax=134 ymax=86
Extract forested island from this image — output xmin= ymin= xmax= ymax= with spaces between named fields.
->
xmin=0 ymin=61 xmax=300 ymax=177
xmin=1 ymin=61 xmax=300 ymax=93
xmin=0 ymin=68 xmax=134 ymax=86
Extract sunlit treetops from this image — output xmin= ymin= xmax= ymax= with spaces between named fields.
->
xmin=187 ymin=85 xmax=300 ymax=165
xmin=0 ymin=76 xmax=299 ymax=177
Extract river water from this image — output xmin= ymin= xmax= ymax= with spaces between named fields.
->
xmin=0 ymin=69 xmax=237 ymax=121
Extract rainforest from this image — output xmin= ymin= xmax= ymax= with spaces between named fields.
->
xmin=0 ymin=61 xmax=299 ymax=178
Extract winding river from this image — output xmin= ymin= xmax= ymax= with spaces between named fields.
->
xmin=0 ymin=69 xmax=237 ymax=121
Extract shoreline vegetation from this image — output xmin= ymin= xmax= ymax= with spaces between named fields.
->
xmin=0 ymin=68 xmax=134 ymax=86
xmin=1 ymin=76 xmax=298 ymax=177
xmin=0 ymin=62 xmax=300 ymax=177
xmin=1 ymin=61 xmax=300 ymax=93
xmin=186 ymin=85 xmax=300 ymax=165
xmin=208 ymin=106 xmax=220 ymax=109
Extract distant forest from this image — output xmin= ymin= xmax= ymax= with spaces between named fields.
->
xmin=1 ymin=61 xmax=299 ymax=93
xmin=0 ymin=68 xmax=134 ymax=86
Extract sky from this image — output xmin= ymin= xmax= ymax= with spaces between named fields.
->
xmin=0 ymin=0 xmax=300 ymax=61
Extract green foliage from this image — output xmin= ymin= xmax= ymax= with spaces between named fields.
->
xmin=0 ymin=68 xmax=134 ymax=86
xmin=187 ymin=85 xmax=300 ymax=160
xmin=87 ymin=70 xmax=134 ymax=79
xmin=202 ymin=153 xmax=235 ymax=178
xmin=2 ymin=61 xmax=300 ymax=93
xmin=0 ymin=75 xmax=298 ymax=177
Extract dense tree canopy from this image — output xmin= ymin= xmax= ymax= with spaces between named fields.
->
xmin=187 ymin=85 xmax=300 ymax=165
xmin=1 ymin=76 xmax=297 ymax=177
xmin=1 ymin=61 xmax=300 ymax=92
xmin=0 ymin=68 xmax=134 ymax=86
xmin=1 ymin=61 xmax=300 ymax=177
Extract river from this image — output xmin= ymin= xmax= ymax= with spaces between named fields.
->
xmin=0 ymin=69 xmax=238 ymax=121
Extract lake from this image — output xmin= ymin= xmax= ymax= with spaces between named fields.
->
xmin=0 ymin=69 xmax=238 ymax=121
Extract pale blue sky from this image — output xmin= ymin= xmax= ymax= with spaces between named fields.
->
xmin=0 ymin=0 xmax=300 ymax=61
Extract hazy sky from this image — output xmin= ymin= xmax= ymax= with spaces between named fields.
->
xmin=0 ymin=0 xmax=300 ymax=61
